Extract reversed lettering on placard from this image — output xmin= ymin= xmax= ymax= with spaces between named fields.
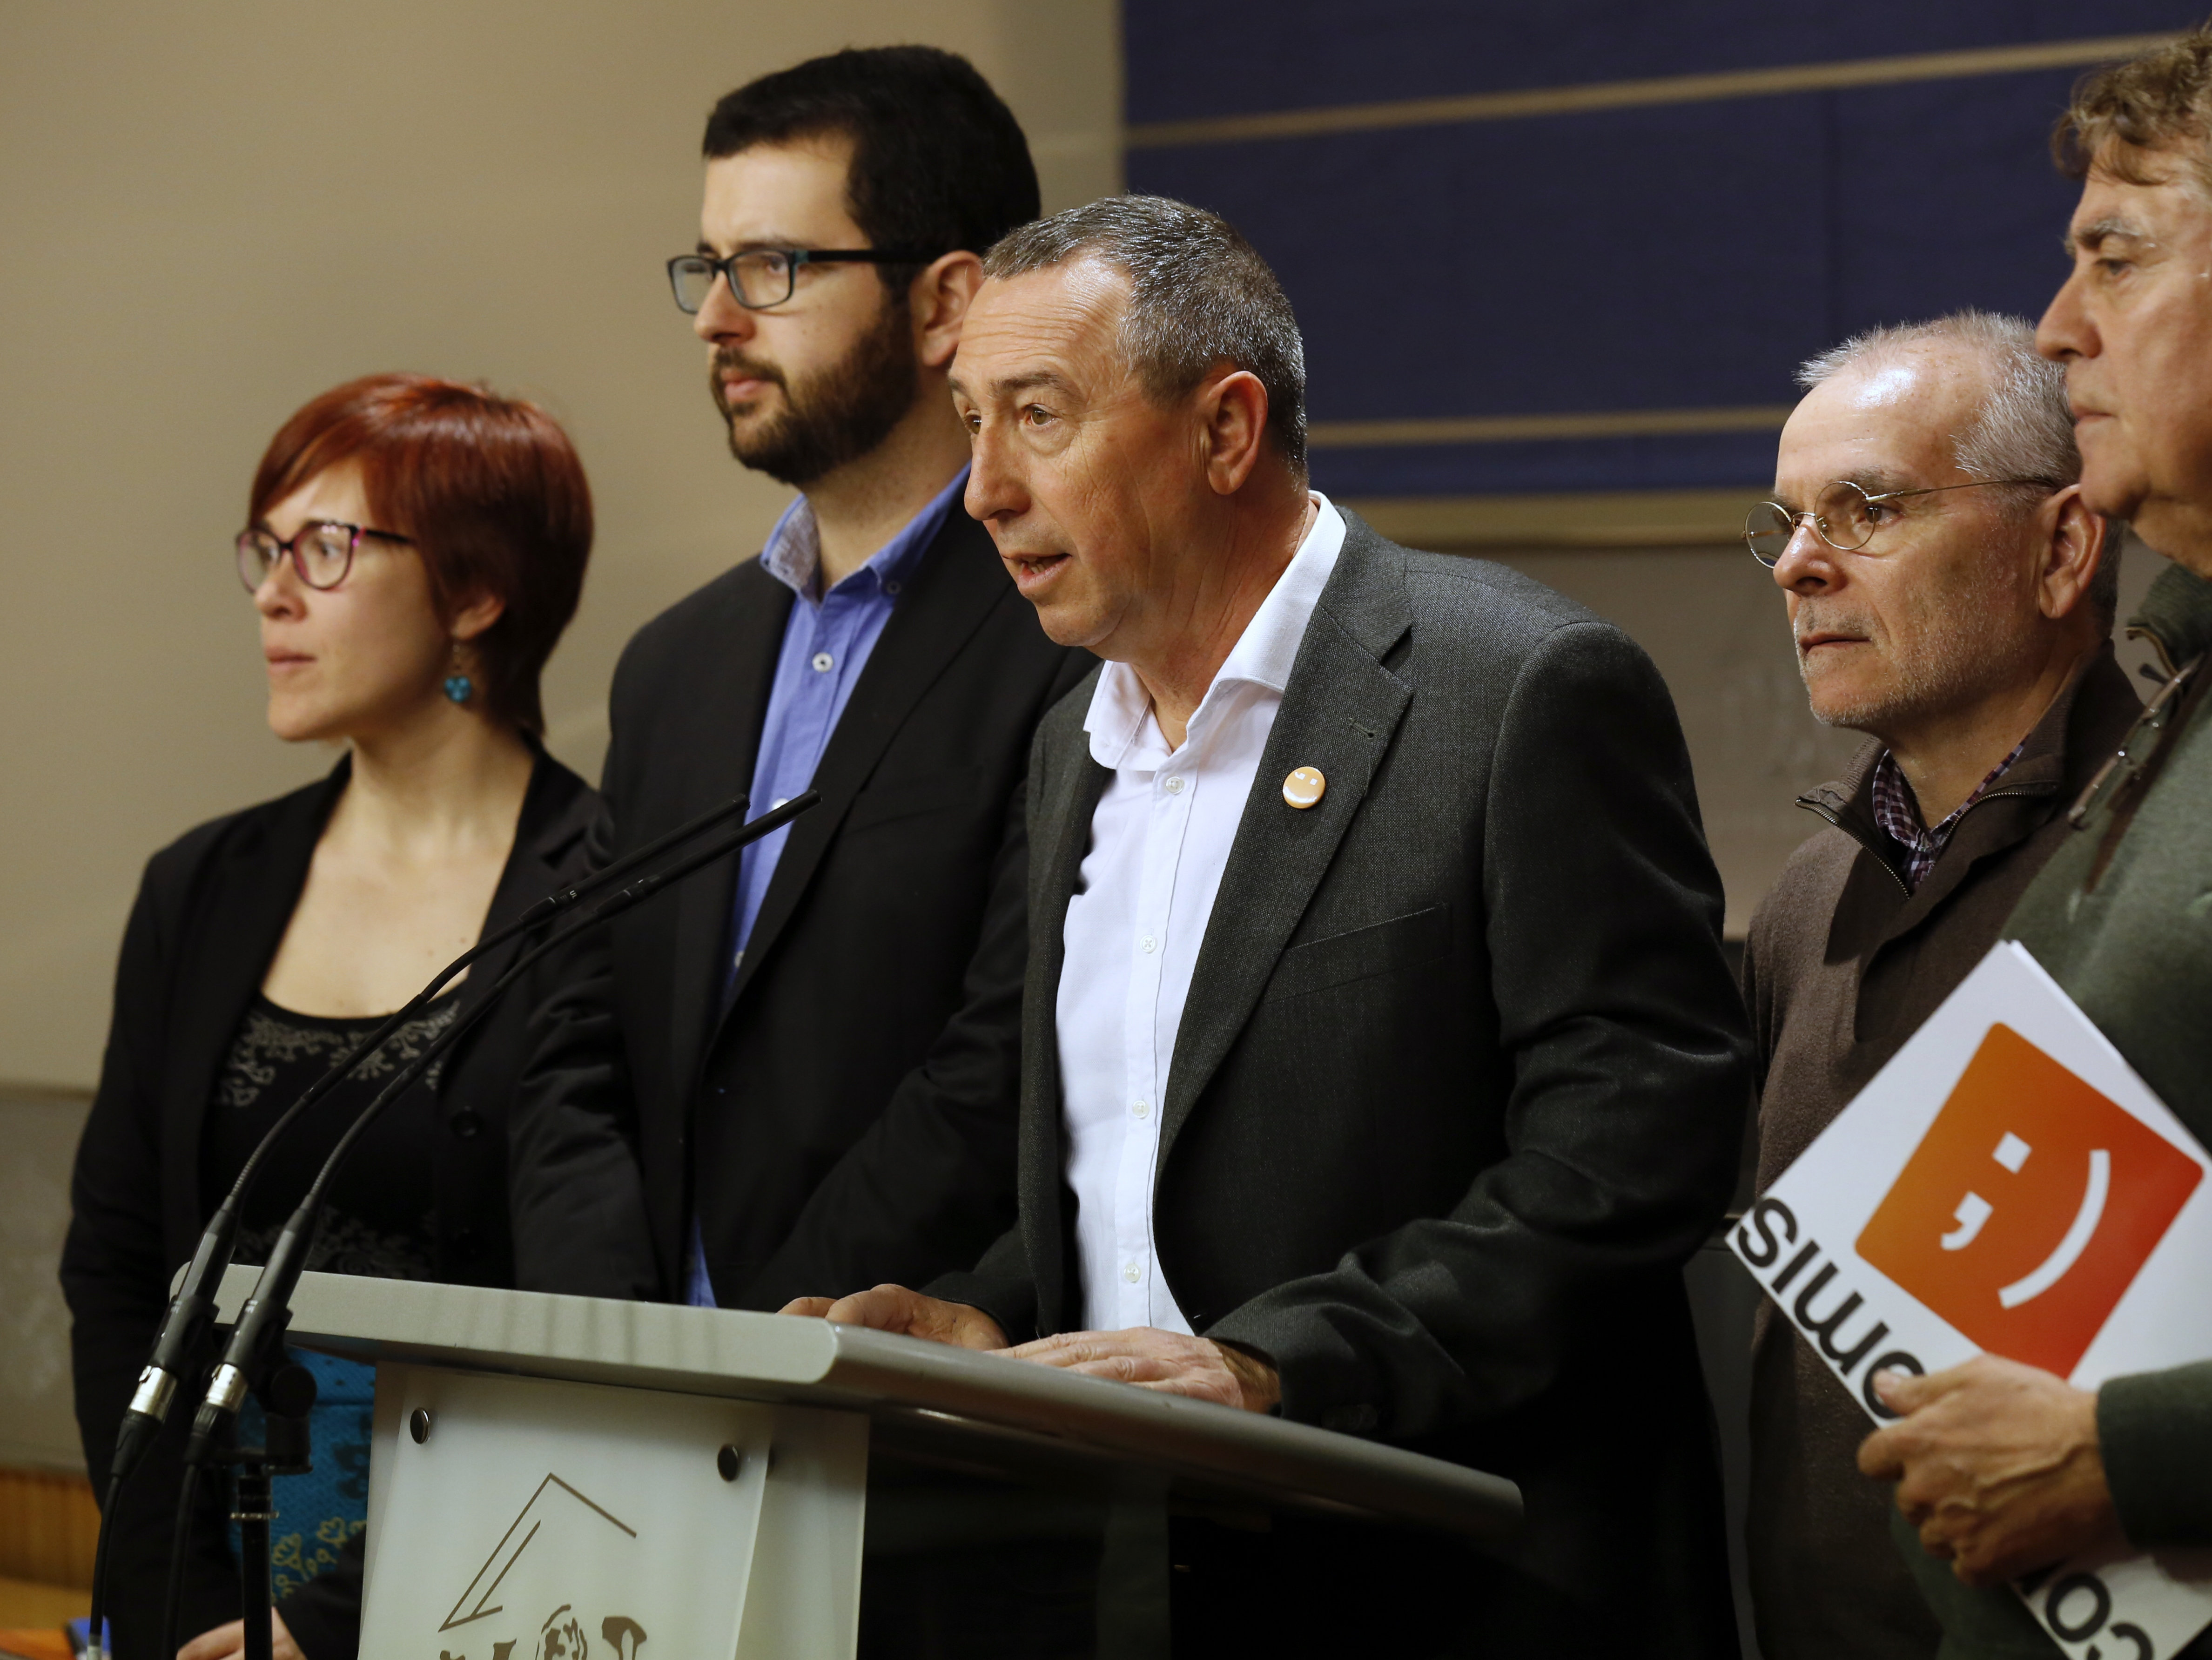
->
xmin=1732 ymin=945 xmax=2212 ymax=1660
xmin=1735 ymin=1197 xmax=1924 ymax=1417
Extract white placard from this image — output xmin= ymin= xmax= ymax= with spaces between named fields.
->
xmin=1732 ymin=942 xmax=2212 ymax=1660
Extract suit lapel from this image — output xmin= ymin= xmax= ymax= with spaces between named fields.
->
xmin=666 ymin=570 xmax=790 ymax=1094
xmin=159 ymin=764 xmax=346 ymax=1255
xmin=720 ymin=513 xmax=1009 ymax=1014
xmin=1022 ymin=688 xmax=1109 ymax=1334
xmin=453 ymin=752 xmax=594 ymax=1027
xmin=1158 ymin=526 xmax=1414 ymax=1163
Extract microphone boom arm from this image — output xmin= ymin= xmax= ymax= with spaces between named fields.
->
xmin=184 ymin=789 xmax=820 ymax=1466
xmin=107 ymin=789 xmax=768 ymax=1488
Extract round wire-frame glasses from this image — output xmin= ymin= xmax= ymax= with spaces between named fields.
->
xmin=236 ymin=520 xmax=415 ymax=593
xmin=666 ymin=246 xmax=936 ymax=314
xmin=1744 ymin=477 xmax=2054 ymax=567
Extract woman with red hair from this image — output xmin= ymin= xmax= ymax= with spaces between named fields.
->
xmin=61 ymin=374 xmax=598 ymax=1659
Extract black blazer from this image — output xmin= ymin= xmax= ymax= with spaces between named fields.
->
xmin=933 ymin=516 xmax=1754 ymax=1656
xmin=60 ymin=750 xmax=596 ymax=1660
xmin=510 ymin=506 xmax=1089 ymax=1309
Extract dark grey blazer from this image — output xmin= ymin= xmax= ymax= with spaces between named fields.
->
xmin=934 ymin=513 xmax=1754 ymax=1654
xmin=509 ymin=508 xmax=1089 ymax=1310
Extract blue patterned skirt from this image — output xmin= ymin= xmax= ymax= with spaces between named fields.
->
xmin=229 ymin=1350 xmax=374 ymax=1598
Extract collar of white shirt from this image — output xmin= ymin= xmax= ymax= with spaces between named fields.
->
xmin=1082 ymin=494 xmax=1348 ymax=769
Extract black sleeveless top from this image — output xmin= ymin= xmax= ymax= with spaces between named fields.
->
xmin=199 ymin=989 xmax=461 ymax=1277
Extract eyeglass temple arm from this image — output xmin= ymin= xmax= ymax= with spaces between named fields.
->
xmin=793 ymin=249 xmax=936 ymax=265
xmin=1871 ymin=477 xmax=2052 ymax=505
xmin=683 ymin=248 xmax=931 ymax=265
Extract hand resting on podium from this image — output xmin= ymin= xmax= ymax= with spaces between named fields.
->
xmin=780 ymin=1286 xmax=1283 ymax=1413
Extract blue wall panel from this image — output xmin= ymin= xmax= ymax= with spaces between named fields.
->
xmin=1125 ymin=1 xmax=2193 ymax=126
xmin=1827 ymin=70 xmax=2088 ymax=335
xmin=1311 ymin=430 xmax=1785 ymax=498
xmin=1121 ymin=5 xmax=2201 ymax=497
xmin=1134 ymin=99 xmax=1829 ymax=421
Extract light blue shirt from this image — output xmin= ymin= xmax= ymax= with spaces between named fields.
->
xmin=686 ymin=466 xmax=969 ymax=1308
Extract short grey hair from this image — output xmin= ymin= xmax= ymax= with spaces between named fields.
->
xmin=1797 ymin=310 xmax=2118 ymax=628
xmin=982 ymin=194 xmax=1308 ymax=472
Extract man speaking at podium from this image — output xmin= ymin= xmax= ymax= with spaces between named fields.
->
xmin=792 ymin=196 xmax=1755 ymax=1653
xmin=508 ymin=49 xmax=1085 ymax=1311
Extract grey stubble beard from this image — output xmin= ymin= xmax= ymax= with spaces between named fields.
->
xmin=1795 ymin=545 xmax=2043 ymax=743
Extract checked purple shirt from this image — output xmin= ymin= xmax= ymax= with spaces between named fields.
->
xmin=1869 ymin=737 xmax=2028 ymax=894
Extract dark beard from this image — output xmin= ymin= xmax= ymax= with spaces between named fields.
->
xmin=711 ymin=295 xmax=917 ymax=487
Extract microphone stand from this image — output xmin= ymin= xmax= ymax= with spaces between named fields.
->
xmin=174 ymin=790 xmax=820 ymax=1588
xmin=156 ymin=1361 xmax=317 ymax=1660
xmin=91 ymin=786 xmax=775 ymax=1660
xmin=226 ymin=1363 xmax=316 ymax=1660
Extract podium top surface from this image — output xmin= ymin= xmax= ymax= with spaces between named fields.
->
xmin=216 ymin=1267 xmax=1519 ymax=1542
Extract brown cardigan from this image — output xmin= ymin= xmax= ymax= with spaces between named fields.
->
xmin=1739 ymin=645 xmax=2143 ymax=1660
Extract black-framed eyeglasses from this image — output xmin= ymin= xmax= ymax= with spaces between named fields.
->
xmin=666 ymin=247 xmax=937 ymax=314
xmin=236 ymin=520 xmax=414 ymax=593
xmin=1744 ymin=477 xmax=2056 ymax=568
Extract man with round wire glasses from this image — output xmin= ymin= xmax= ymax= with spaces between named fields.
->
xmin=1735 ymin=310 xmax=2138 ymax=1660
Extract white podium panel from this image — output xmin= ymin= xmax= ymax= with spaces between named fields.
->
xmin=360 ymin=1365 xmax=865 ymax=1660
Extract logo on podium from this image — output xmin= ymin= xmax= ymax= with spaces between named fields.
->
xmin=435 ymin=1474 xmax=649 ymax=1660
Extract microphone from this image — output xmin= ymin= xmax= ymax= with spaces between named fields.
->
xmin=103 ymin=789 xmax=767 ymax=1492
xmin=91 ymin=789 xmax=785 ymax=1660
xmin=182 ymin=789 xmax=820 ymax=1469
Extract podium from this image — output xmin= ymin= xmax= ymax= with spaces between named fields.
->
xmin=214 ymin=1267 xmax=1520 ymax=1659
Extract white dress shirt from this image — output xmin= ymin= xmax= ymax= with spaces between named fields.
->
xmin=1057 ymin=494 xmax=1347 ymax=1332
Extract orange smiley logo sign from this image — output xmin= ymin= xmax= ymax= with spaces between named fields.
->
xmin=1857 ymin=1024 xmax=2202 ymax=1378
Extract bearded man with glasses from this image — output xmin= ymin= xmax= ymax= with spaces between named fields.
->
xmin=507 ymin=47 xmax=1088 ymax=1326
xmin=1737 ymin=310 xmax=2138 ymax=1660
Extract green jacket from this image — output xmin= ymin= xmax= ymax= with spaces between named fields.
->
xmin=1907 ymin=562 xmax=2212 ymax=1658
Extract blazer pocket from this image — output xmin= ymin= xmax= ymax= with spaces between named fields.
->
xmin=844 ymin=766 xmax=986 ymax=835
xmin=1261 ymin=904 xmax=1452 ymax=1003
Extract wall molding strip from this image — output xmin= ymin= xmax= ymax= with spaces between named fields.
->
xmin=1127 ymin=33 xmax=2178 ymax=149
xmin=0 ymin=1081 xmax=94 ymax=1104
xmin=1339 ymin=488 xmax=1760 ymax=550
xmin=1309 ymin=404 xmax=1793 ymax=449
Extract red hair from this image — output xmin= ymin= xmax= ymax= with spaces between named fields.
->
xmin=249 ymin=374 xmax=593 ymax=734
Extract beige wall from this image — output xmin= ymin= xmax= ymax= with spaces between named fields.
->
xmin=0 ymin=2 xmax=2158 ymax=1089
xmin=0 ymin=0 xmax=1122 ymax=1090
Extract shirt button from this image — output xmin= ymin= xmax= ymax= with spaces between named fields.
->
xmin=811 ymin=652 xmax=834 ymax=672
xmin=1131 ymin=1100 xmax=1150 ymax=1119
xmin=1123 ymin=1262 xmax=1141 ymax=1284
xmin=1164 ymin=776 xmax=1185 ymax=795
xmin=1140 ymin=935 xmax=1156 ymax=954
xmin=883 ymin=579 xmax=902 ymax=596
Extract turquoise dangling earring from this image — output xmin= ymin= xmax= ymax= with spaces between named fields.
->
xmin=444 ymin=642 xmax=473 ymax=705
